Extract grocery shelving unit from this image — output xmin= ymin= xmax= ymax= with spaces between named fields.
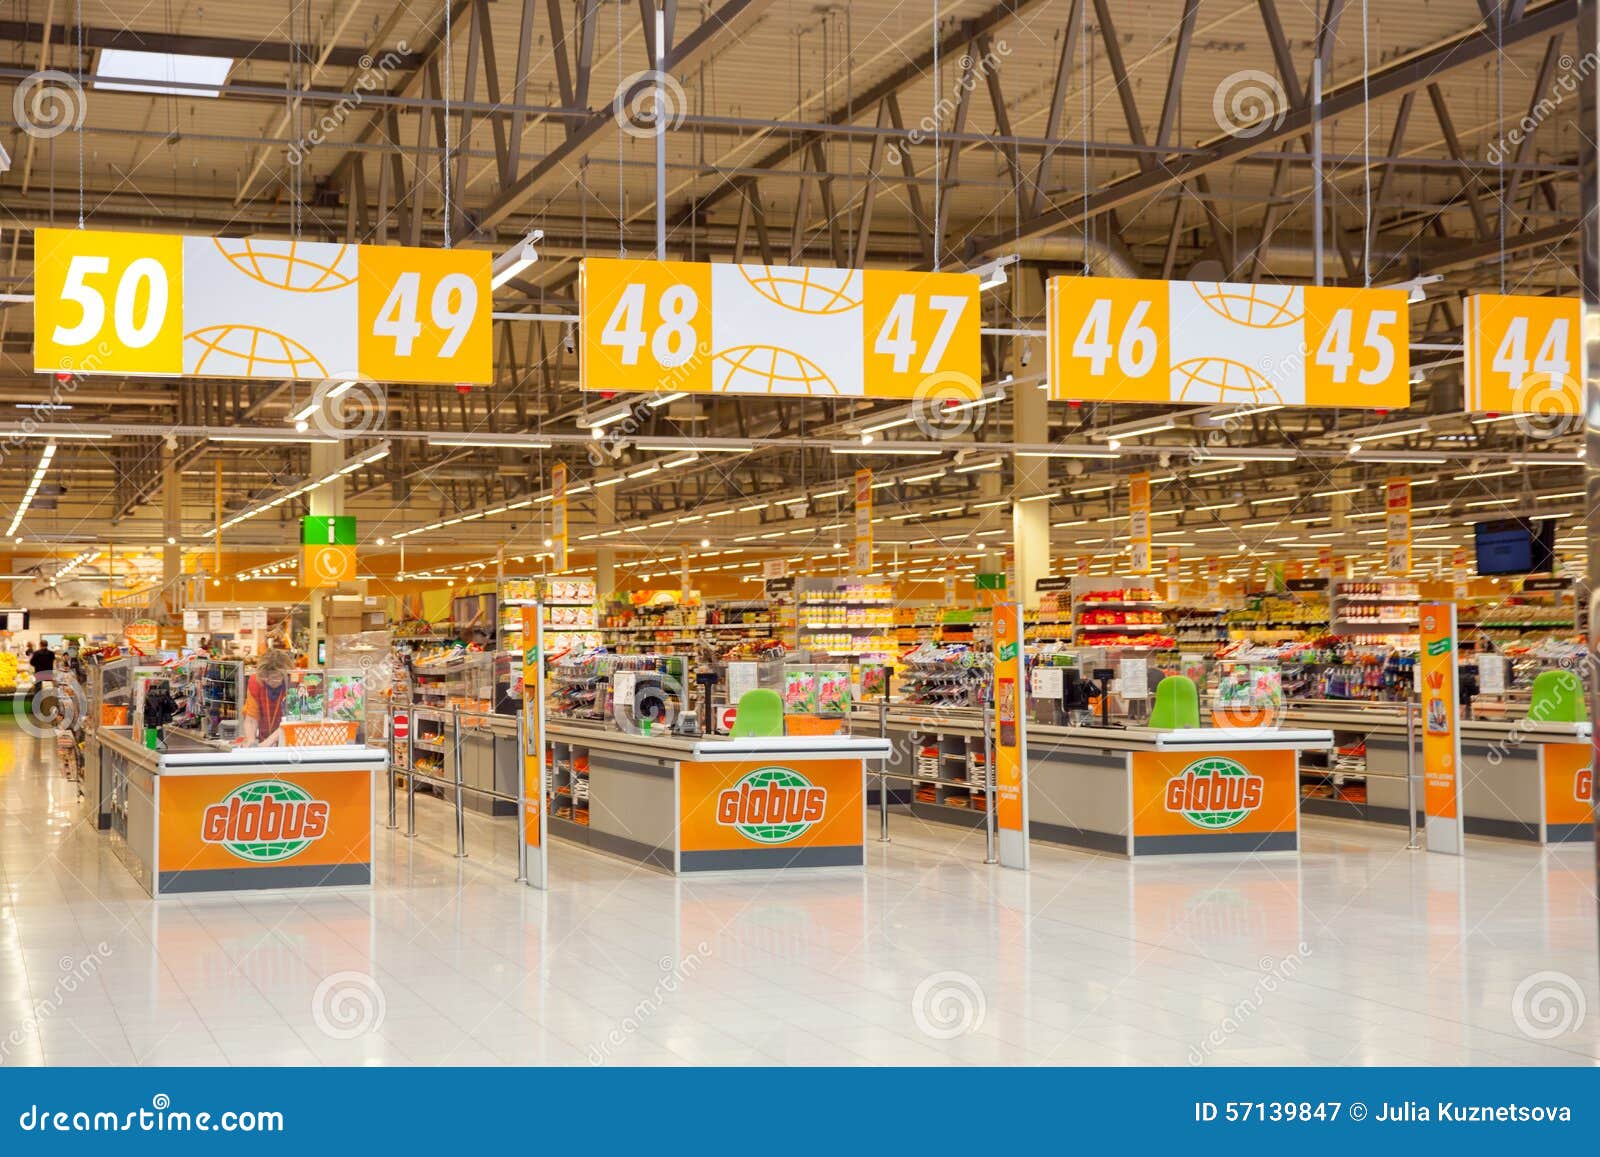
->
xmin=793 ymin=577 xmax=898 ymax=660
xmin=1070 ymin=577 xmax=1172 ymax=650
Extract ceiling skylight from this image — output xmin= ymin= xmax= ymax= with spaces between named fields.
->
xmin=94 ymin=49 xmax=232 ymax=98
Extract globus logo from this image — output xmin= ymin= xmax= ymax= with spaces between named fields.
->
xmin=1165 ymin=757 xmax=1265 ymax=831
xmin=716 ymin=767 xmax=826 ymax=845
xmin=1576 ymin=762 xmax=1592 ymax=805
xmin=202 ymin=780 xmax=330 ymax=863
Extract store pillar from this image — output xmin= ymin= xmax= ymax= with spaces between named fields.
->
xmin=594 ymin=483 xmax=616 ymax=599
xmin=1011 ymin=383 xmax=1050 ymax=610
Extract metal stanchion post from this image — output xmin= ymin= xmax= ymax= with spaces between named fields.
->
xmin=983 ymin=702 xmax=997 ymax=865
xmin=1405 ymin=695 xmax=1420 ymax=850
xmin=878 ymin=665 xmax=891 ymax=844
xmin=385 ymin=702 xmax=397 ymax=831
xmin=452 ymin=704 xmax=467 ymax=859
xmin=515 ymin=709 xmax=529 ymax=884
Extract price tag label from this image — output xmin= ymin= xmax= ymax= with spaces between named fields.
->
xmin=1463 ymin=293 xmax=1580 ymax=416
xmin=1048 ymin=277 xmax=1408 ymax=408
xmin=359 ymin=246 xmax=492 ymax=384
xmin=34 ymin=228 xmax=184 ymax=375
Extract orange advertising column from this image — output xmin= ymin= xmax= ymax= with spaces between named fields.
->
xmin=521 ymin=605 xmax=549 ymax=888
xmin=992 ymin=602 xmax=1029 ymax=869
xmin=1419 ymin=602 xmax=1464 ymax=855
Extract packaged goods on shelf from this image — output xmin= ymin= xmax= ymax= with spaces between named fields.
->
xmin=900 ymin=642 xmax=991 ymax=707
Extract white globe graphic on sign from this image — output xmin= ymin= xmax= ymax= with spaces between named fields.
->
xmin=714 ymin=345 xmax=840 ymax=395
xmin=1193 ymin=282 xmax=1301 ymax=328
xmin=186 ymin=325 xmax=330 ymax=379
xmin=1172 ymin=356 xmax=1285 ymax=405
xmin=740 ymin=266 xmax=861 ymax=314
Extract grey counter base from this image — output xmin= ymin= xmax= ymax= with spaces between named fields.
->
xmin=1547 ymin=822 xmax=1594 ymax=844
xmin=1133 ymin=831 xmax=1298 ymax=855
xmin=548 ymin=814 xmax=674 ymax=873
xmin=680 ymin=846 xmax=863 ymax=872
xmin=158 ymin=864 xmax=371 ymax=894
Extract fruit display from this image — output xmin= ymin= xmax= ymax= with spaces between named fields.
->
xmin=0 ymin=651 xmax=18 ymax=690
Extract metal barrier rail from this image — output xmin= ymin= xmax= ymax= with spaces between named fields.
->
xmin=870 ymin=692 xmax=998 ymax=865
xmin=383 ymin=701 xmax=523 ymax=861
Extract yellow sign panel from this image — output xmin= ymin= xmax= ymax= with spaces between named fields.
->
xmin=357 ymin=246 xmax=492 ymax=384
xmin=579 ymin=258 xmax=979 ymax=399
xmin=1047 ymin=277 xmax=1409 ymax=408
xmin=301 ymin=544 xmax=357 ymax=588
xmin=33 ymin=228 xmax=492 ymax=384
xmin=853 ymin=469 xmax=872 ymax=575
xmin=34 ymin=228 xmax=185 ymax=375
xmin=1128 ymin=472 xmax=1152 ymax=574
xmin=551 ymin=463 xmax=568 ymax=572
xmin=1385 ymin=477 xmax=1411 ymax=576
xmin=1463 ymin=293 xmax=1580 ymax=416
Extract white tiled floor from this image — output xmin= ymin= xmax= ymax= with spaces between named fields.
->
xmin=3 ymin=726 xmax=1597 ymax=1066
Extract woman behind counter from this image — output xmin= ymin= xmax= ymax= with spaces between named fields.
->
xmin=240 ymin=649 xmax=296 ymax=746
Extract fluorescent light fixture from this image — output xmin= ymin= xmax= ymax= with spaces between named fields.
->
xmin=1016 ymin=447 xmax=1121 ymax=459
xmin=1352 ymin=451 xmax=1449 ymax=463
xmin=1249 ymin=495 xmax=1296 ymax=505
xmin=1536 ymin=490 xmax=1585 ymax=501
xmin=739 ymin=502 xmax=769 ymax=512
xmin=646 ymin=391 xmax=686 ymax=409
xmin=1070 ymin=484 xmax=1114 ymax=495
xmin=94 ymin=48 xmax=232 ymax=97
xmin=210 ymin=432 xmax=338 ymax=445
xmin=434 ymin=435 xmax=553 ymax=448
xmin=1311 ymin=487 xmax=1363 ymax=498
xmin=1350 ymin=423 xmax=1428 ymax=444
xmin=625 ymin=465 xmax=659 ymax=479
xmin=970 ymin=499 xmax=1009 ymax=510
xmin=954 ymin=457 xmax=1003 ymax=473
xmin=1098 ymin=420 xmax=1175 ymax=441
xmin=929 ymin=505 xmax=965 ymax=516
xmin=901 ymin=470 xmax=946 ymax=484
xmin=1189 ymin=464 xmax=1245 ymax=478
xmin=829 ymin=445 xmax=941 ymax=456
xmin=1016 ymin=491 xmax=1058 ymax=503
xmin=661 ymin=453 xmax=698 ymax=468
xmin=861 ymin=414 xmax=917 ymax=435
xmin=592 ymin=476 xmax=623 ymax=488
xmin=491 ymin=228 xmax=544 ymax=289
xmin=1453 ymin=467 xmax=1516 ymax=480
xmin=0 ymin=428 xmax=112 ymax=440
xmin=582 ymin=399 xmax=637 ymax=429
xmin=1197 ymin=451 xmax=1296 ymax=462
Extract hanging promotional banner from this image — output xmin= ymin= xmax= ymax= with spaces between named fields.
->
xmin=1317 ymin=546 xmax=1334 ymax=578
xmin=1128 ymin=472 xmax=1152 ymax=574
xmin=1419 ymin=602 xmax=1464 ymax=855
xmin=551 ymin=463 xmax=568 ymax=572
xmin=1385 ymin=477 xmax=1411 ymax=575
xmin=1205 ymin=556 xmax=1221 ymax=600
xmin=1462 ymin=293 xmax=1580 ymax=416
xmin=520 ymin=606 xmax=549 ymax=888
xmin=991 ymin=602 xmax=1029 ymax=870
xmin=579 ymin=258 xmax=980 ymax=399
xmin=853 ymin=468 xmax=872 ymax=575
xmin=1046 ymin=276 xmax=1409 ymax=408
xmin=1452 ymin=545 xmax=1470 ymax=599
xmin=300 ymin=514 xmax=357 ymax=588
xmin=1075 ymin=556 xmax=1089 ymax=577
xmin=1165 ymin=545 xmax=1181 ymax=602
xmin=33 ymin=228 xmax=492 ymax=384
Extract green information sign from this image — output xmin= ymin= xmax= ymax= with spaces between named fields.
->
xmin=974 ymin=572 xmax=1007 ymax=591
xmin=301 ymin=515 xmax=357 ymax=546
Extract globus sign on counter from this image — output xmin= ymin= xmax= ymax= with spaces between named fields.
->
xmin=1046 ymin=276 xmax=1409 ymax=408
xmin=579 ymin=258 xmax=980 ymax=399
xmin=1130 ymin=750 xmax=1297 ymax=854
xmin=32 ymin=227 xmax=492 ymax=384
xmin=677 ymin=759 xmax=863 ymax=870
xmin=157 ymin=770 xmax=373 ymax=891
xmin=1540 ymin=744 xmax=1594 ymax=843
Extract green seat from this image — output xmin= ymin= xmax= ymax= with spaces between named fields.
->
xmin=1149 ymin=675 xmax=1200 ymax=730
xmin=731 ymin=688 xmax=785 ymax=738
xmin=1529 ymin=670 xmax=1588 ymax=723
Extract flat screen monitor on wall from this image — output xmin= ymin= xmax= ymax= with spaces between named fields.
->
xmin=1473 ymin=518 xmax=1555 ymax=576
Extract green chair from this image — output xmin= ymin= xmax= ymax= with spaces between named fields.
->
xmin=1529 ymin=670 xmax=1588 ymax=723
xmin=1149 ymin=675 xmax=1200 ymax=730
xmin=731 ymin=688 xmax=785 ymax=738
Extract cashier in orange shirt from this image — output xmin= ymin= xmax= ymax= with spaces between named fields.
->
xmin=240 ymin=649 xmax=296 ymax=746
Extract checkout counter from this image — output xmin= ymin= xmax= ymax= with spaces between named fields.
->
xmin=546 ymin=721 xmax=889 ymax=873
xmin=1286 ymin=702 xmax=1593 ymax=844
xmin=90 ymin=726 xmax=383 ymax=896
xmin=869 ymin=706 xmax=1331 ymax=857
